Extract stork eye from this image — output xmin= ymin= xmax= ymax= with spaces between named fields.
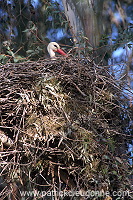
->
xmin=54 ymin=44 xmax=58 ymax=48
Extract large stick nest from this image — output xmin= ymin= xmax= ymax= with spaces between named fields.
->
xmin=0 ymin=57 xmax=132 ymax=200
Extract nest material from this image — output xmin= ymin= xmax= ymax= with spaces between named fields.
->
xmin=0 ymin=57 xmax=132 ymax=200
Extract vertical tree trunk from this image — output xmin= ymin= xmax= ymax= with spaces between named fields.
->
xmin=62 ymin=0 xmax=104 ymax=47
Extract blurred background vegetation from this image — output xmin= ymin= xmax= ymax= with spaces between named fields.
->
xmin=0 ymin=0 xmax=72 ymax=62
xmin=0 ymin=0 xmax=132 ymax=63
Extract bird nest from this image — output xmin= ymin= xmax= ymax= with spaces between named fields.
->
xmin=0 ymin=57 xmax=132 ymax=200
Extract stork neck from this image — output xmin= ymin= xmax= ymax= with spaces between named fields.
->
xmin=49 ymin=49 xmax=55 ymax=58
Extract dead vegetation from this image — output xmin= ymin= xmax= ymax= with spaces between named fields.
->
xmin=0 ymin=57 xmax=132 ymax=200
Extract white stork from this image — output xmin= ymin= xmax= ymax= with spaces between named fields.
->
xmin=47 ymin=42 xmax=67 ymax=59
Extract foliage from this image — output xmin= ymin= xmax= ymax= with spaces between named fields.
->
xmin=0 ymin=0 xmax=71 ymax=63
xmin=0 ymin=0 xmax=132 ymax=65
xmin=0 ymin=41 xmax=27 ymax=64
xmin=110 ymin=24 xmax=133 ymax=50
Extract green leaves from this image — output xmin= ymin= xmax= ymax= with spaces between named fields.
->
xmin=0 ymin=54 xmax=8 ymax=64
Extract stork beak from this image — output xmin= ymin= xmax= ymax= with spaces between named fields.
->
xmin=56 ymin=48 xmax=67 ymax=56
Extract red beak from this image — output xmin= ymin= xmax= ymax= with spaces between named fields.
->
xmin=56 ymin=48 xmax=67 ymax=56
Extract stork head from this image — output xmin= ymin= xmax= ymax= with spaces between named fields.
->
xmin=47 ymin=42 xmax=67 ymax=59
